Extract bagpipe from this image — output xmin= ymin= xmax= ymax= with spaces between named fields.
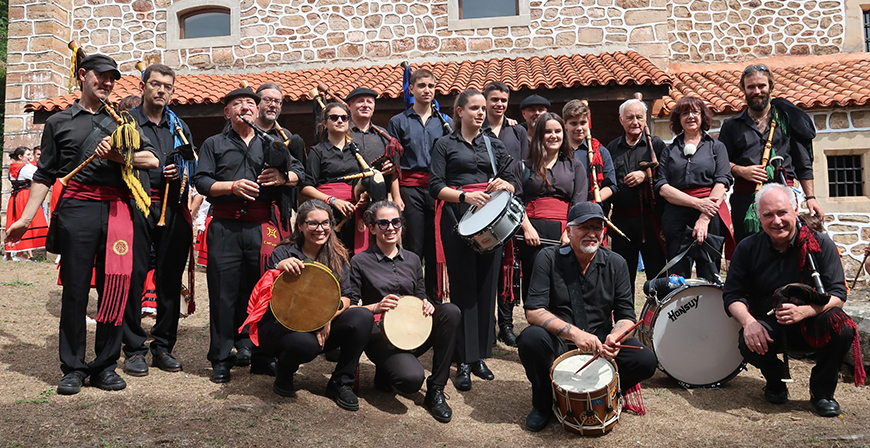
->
xmin=62 ymin=41 xmax=150 ymax=216
xmin=634 ymin=92 xmax=660 ymax=245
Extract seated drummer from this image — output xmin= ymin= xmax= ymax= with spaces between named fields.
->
xmin=517 ymin=202 xmax=657 ymax=432
xmin=347 ymin=200 xmax=461 ymax=423
xmin=723 ymin=184 xmax=856 ymax=417
xmin=242 ymin=199 xmax=374 ymax=411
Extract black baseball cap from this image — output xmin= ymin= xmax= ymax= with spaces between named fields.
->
xmin=224 ymin=87 xmax=260 ymax=105
xmin=79 ymin=54 xmax=121 ymax=80
xmin=345 ymin=87 xmax=377 ymax=102
xmin=520 ymin=94 xmax=550 ymax=110
xmin=567 ymin=202 xmax=606 ymax=225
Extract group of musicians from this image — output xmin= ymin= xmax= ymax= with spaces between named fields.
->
xmin=4 ymin=55 xmax=860 ymax=431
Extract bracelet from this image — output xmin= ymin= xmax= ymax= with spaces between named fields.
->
xmin=804 ymin=196 xmax=816 ymax=200
xmin=231 ymin=180 xmax=237 ymax=194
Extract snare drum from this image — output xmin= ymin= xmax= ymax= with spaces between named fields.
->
xmin=380 ymin=295 xmax=433 ymax=351
xmin=270 ymin=262 xmax=341 ymax=332
xmin=456 ymin=189 xmax=524 ymax=253
xmin=550 ymin=350 xmax=621 ymax=436
xmin=639 ymin=279 xmax=745 ymax=388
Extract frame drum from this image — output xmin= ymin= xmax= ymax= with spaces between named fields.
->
xmin=381 ymin=295 xmax=433 ymax=351
xmin=270 ymin=262 xmax=341 ymax=332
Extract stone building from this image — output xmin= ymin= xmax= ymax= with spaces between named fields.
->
xmin=4 ymin=0 xmax=870 ymax=279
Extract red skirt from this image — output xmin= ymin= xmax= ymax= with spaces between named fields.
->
xmin=5 ymin=188 xmax=49 ymax=253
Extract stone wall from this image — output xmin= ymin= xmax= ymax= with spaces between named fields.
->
xmin=668 ymin=0 xmax=846 ymax=62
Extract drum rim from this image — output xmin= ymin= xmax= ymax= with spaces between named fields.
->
xmin=381 ymin=295 xmax=434 ymax=351
xmin=456 ymin=189 xmax=514 ymax=236
xmin=269 ymin=261 xmax=341 ymax=332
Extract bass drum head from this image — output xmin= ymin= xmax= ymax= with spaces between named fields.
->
xmin=650 ymin=284 xmax=744 ymax=388
xmin=457 ymin=189 xmax=510 ymax=237
xmin=381 ymin=296 xmax=433 ymax=351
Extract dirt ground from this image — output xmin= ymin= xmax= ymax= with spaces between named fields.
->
xmin=0 ymin=259 xmax=868 ymax=448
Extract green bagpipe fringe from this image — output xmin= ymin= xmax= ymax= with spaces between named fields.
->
xmin=744 ymin=202 xmax=761 ymax=234
xmin=113 ymin=110 xmax=151 ymax=216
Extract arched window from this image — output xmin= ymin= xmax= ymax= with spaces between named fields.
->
xmin=167 ymin=0 xmax=240 ymax=50
xmin=180 ymin=8 xmax=231 ymax=39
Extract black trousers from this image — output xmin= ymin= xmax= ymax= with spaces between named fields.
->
xmin=738 ymin=312 xmax=855 ymax=399
xmin=611 ymin=212 xmax=667 ymax=295
xmin=400 ymin=185 xmax=438 ymax=300
xmin=56 ymin=198 xmax=148 ymax=377
xmin=365 ymin=303 xmax=460 ymax=391
xmin=517 ymin=325 xmax=657 ymax=412
xmin=258 ymin=307 xmax=373 ymax=387
xmin=730 ymin=192 xmax=754 ymax=245
xmin=122 ymin=200 xmax=193 ymax=357
xmin=205 ymin=218 xmax=262 ymax=367
xmin=661 ymin=204 xmax=723 ymax=282
xmin=441 ymin=205 xmax=501 ymax=363
xmin=121 ymin=201 xmax=153 ymax=357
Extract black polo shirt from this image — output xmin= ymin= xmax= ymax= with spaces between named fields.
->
xmin=266 ymin=242 xmax=351 ymax=294
xmin=723 ymin=227 xmax=846 ymax=318
xmin=525 ymin=245 xmax=635 ymax=341
xmin=387 ymin=108 xmax=453 ymax=172
xmin=302 ymin=140 xmax=362 ymax=189
xmin=346 ymin=245 xmax=428 ymax=306
xmin=428 ymin=132 xmax=519 ymax=195
xmin=719 ymin=109 xmax=814 ymax=181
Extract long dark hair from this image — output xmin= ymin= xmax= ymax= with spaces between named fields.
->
xmin=10 ymin=146 xmax=29 ymax=161
xmin=452 ymin=89 xmax=483 ymax=134
xmin=283 ymin=199 xmax=349 ymax=278
xmin=528 ymin=113 xmax=571 ymax=188
xmin=317 ymin=102 xmax=351 ymax=142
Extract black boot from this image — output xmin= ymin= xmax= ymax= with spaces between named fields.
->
xmin=423 ymin=380 xmax=452 ymax=423
xmin=498 ymin=324 xmax=517 ymax=347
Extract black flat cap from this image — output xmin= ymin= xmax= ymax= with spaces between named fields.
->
xmin=520 ymin=94 xmax=551 ymax=110
xmin=224 ymin=87 xmax=260 ymax=105
xmin=346 ymin=87 xmax=377 ymax=102
xmin=79 ymin=54 xmax=121 ymax=80
xmin=567 ymin=202 xmax=606 ymax=225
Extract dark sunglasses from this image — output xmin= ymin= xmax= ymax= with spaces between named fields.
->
xmin=375 ymin=217 xmax=404 ymax=230
xmin=328 ymin=114 xmax=349 ymax=122
xmin=743 ymin=64 xmax=770 ymax=75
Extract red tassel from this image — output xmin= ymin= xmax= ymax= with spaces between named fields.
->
xmin=623 ymin=383 xmax=646 ymax=415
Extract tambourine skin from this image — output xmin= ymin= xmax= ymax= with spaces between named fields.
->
xmin=270 ymin=261 xmax=341 ymax=332
xmin=381 ymin=295 xmax=433 ymax=351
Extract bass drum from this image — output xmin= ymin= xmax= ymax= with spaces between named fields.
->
xmin=639 ymin=279 xmax=745 ymax=388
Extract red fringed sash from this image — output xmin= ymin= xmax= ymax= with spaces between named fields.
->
xmin=318 ymin=182 xmax=368 ymax=254
xmin=683 ymin=186 xmax=736 ymax=259
xmin=398 ymin=171 xmax=429 ymax=188
xmin=434 ymin=182 xmax=487 ymax=300
xmin=526 ymin=197 xmax=569 ymax=232
xmin=239 ymin=268 xmax=283 ymax=346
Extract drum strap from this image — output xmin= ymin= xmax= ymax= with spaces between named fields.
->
xmin=652 ymin=239 xmax=723 ymax=281
xmin=483 ymin=135 xmax=497 ymax=175
xmin=557 ymin=253 xmax=589 ymax=331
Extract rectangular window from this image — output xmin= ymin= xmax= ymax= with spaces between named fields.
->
xmin=828 ymin=155 xmax=864 ymax=197
xmin=460 ymin=0 xmax=518 ymax=19
xmin=865 ymin=11 xmax=870 ymax=52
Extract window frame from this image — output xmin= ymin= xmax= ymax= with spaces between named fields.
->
xmin=167 ymin=0 xmax=240 ymax=50
xmin=827 ymin=154 xmax=865 ymax=198
xmin=179 ymin=7 xmax=232 ymax=40
xmin=447 ymin=0 xmax=530 ymax=31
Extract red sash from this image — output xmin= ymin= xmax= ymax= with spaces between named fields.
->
xmin=212 ymin=201 xmax=282 ymax=274
xmin=588 ymin=138 xmax=605 ymax=199
xmin=317 ymin=182 xmax=368 ymax=254
xmin=526 ymin=197 xmax=569 ymax=233
xmin=399 ymin=171 xmax=430 ymax=188
xmin=239 ymin=268 xmax=283 ymax=346
xmin=683 ymin=186 xmax=736 ymax=259
xmin=63 ymin=180 xmax=134 ymax=326
xmin=434 ymin=182 xmax=487 ymax=300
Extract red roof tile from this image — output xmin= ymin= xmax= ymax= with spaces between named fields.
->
xmin=27 ymin=51 xmax=671 ymax=113
xmin=659 ymin=57 xmax=870 ymax=116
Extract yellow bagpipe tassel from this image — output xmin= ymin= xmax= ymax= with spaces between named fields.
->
xmin=112 ymin=110 xmax=151 ymax=216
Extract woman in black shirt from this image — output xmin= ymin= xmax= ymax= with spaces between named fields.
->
xmin=654 ymin=96 xmax=733 ymax=281
xmin=429 ymin=89 xmax=519 ymax=391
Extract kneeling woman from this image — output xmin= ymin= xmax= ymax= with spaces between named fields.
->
xmin=242 ymin=199 xmax=373 ymax=411
xmin=348 ymin=201 xmax=460 ymax=423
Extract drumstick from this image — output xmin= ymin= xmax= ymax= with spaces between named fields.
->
xmin=613 ymin=344 xmax=643 ymax=350
xmin=574 ymin=320 xmax=643 ymax=375
xmin=514 ymin=235 xmax=562 ymax=246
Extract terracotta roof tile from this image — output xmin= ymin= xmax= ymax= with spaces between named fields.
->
xmin=27 ymin=51 xmax=670 ymax=113
xmin=659 ymin=57 xmax=870 ymax=116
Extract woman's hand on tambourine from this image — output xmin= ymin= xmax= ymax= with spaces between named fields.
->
xmin=463 ymin=191 xmax=489 ymax=207
xmin=277 ymin=258 xmax=305 ymax=276
xmin=486 ymin=177 xmax=514 ymax=193
xmin=422 ymin=299 xmax=435 ymax=316
xmin=334 ymin=198 xmax=355 ymax=217
xmin=373 ymin=294 xmax=400 ymax=314
xmin=316 ymin=321 xmax=331 ymax=349
xmin=523 ymin=225 xmax=541 ymax=247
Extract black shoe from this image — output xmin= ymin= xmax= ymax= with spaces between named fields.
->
xmin=152 ymin=353 xmax=183 ymax=372
xmin=811 ymin=397 xmax=842 ymax=417
xmin=469 ymin=360 xmax=494 ymax=380
xmin=273 ymin=375 xmax=296 ymax=398
xmin=235 ymin=347 xmax=252 ymax=367
xmin=211 ymin=364 xmax=231 ymax=384
xmin=326 ymin=382 xmax=359 ymax=411
xmin=124 ymin=354 xmax=149 ymax=377
xmin=90 ymin=370 xmax=127 ymax=391
xmin=525 ymin=407 xmax=552 ymax=432
xmin=57 ymin=372 xmax=85 ymax=395
xmin=763 ymin=383 xmax=788 ymax=405
xmin=498 ymin=325 xmax=517 ymax=347
xmin=373 ymin=368 xmax=392 ymax=393
xmin=423 ymin=383 xmax=452 ymax=423
xmin=251 ymin=359 xmax=277 ymax=376
xmin=324 ymin=348 xmax=340 ymax=362
xmin=454 ymin=363 xmax=472 ymax=391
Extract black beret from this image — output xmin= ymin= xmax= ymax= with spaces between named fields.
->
xmin=520 ymin=94 xmax=551 ymax=110
xmin=78 ymin=54 xmax=121 ymax=80
xmin=224 ymin=87 xmax=260 ymax=105
xmin=346 ymin=87 xmax=378 ymax=102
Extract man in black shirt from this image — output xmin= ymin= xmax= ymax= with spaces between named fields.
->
xmin=123 ymin=64 xmax=194 ymax=377
xmin=346 ymin=86 xmax=399 ymax=202
xmin=606 ymin=98 xmax=667 ymax=292
xmin=724 ymin=184 xmax=852 ymax=417
xmin=519 ymin=94 xmax=549 ymax=140
xmin=516 ymin=202 xmax=656 ymax=432
xmin=5 ymin=54 xmax=159 ymax=395
xmin=193 ymin=86 xmax=304 ymax=383
xmin=720 ymin=65 xmax=822 ymax=243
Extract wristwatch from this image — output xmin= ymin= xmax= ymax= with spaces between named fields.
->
xmin=458 ymin=192 xmax=466 ymax=204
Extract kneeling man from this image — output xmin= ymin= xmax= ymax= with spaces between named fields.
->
xmin=517 ymin=202 xmax=657 ymax=432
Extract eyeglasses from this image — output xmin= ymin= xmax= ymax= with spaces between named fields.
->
xmin=568 ymin=223 xmax=605 ymax=233
xmin=261 ymin=97 xmax=282 ymax=106
xmin=680 ymin=109 xmax=701 ymax=117
xmin=743 ymin=64 xmax=770 ymax=75
xmin=374 ymin=217 xmax=404 ymax=231
xmin=303 ymin=219 xmax=332 ymax=230
xmin=147 ymin=80 xmax=173 ymax=92
xmin=328 ymin=114 xmax=349 ymax=123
